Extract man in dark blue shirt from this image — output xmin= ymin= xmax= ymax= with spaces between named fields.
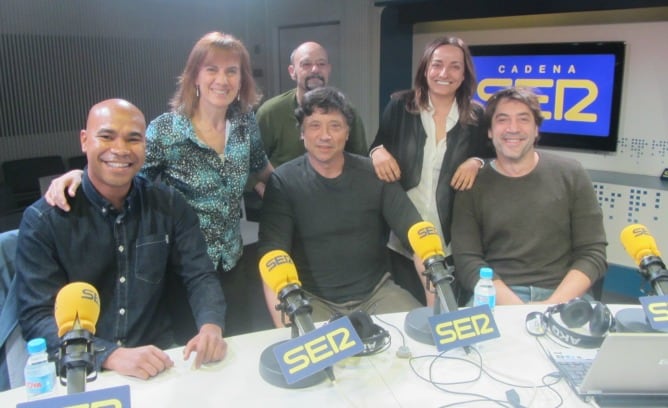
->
xmin=16 ymin=99 xmax=227 ymax=380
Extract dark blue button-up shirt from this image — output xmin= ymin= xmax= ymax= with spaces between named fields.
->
xmin=16 ymin=171 xmax=226 ymax=371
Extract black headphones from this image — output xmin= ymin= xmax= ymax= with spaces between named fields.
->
xmin=525 ymin=298 xmax=615 ymax=348
xmin=330 ymin=310 xmax=390 ymax=356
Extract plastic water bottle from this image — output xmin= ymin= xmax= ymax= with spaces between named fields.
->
xmin=473 ymin=267 xmax=496 ymax=311
xmin=24 ymin=337 xmax=56 ymax=398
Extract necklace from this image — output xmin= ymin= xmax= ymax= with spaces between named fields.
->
xmin=193 ymin=120 xmax=227 ymax=154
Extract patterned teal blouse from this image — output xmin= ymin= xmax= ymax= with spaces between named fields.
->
xmin=143 ymin=104 xmax=269 ymax=271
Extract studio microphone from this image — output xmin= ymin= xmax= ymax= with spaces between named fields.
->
xmin=258 ymin=250 xmax=335 ymax=383
xmin=54 ymin=282 xmax=100 ymax=394
xmin=408 ymin=221 xmax=459 ymax=315
xmin=259 ymin=250 xmax=315 ymax=335
xmin=620 ymin=224 xmax=668 ymax=296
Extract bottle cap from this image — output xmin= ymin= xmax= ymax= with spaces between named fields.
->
xmin=480 ymin=267 xmax=493 ymax=280
xmin=27 ymin=337 xmax=47 ymax=354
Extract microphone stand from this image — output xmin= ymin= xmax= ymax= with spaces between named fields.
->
xmin=639 ymin=256 xmax=668 ymax=296
xmin=615 ymin=256 xmax=668 ymax=333
xmin=276 ymin=283 xmax=315 ymax=339
xmin=424 ymin=255 xmax=459 ymax=315
xmin=404 ymin=256 xmax=459 ymax=345
xmin=58 ymin=328 xmax=96 ymax=394
xmin=258 ymin=284 xmax=328 ymax=388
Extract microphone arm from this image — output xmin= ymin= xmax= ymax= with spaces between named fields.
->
xmin=639 ymin=256 xmax=668 ymax=296
xmin=58 ymin=323 xmax=96 ymax=394
xmin=275 ymin=282 xmax=336 ymax=383
xmin=275 ymin=283 xmax=315 ymax=338
xmin=423 ymin=254 xmax=459 ymax=315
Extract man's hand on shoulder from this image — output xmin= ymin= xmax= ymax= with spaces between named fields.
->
xmin=183 ymin=323 xmax=227 ymax=369
xmin=102 ymin=345 xmax=174 ymax=380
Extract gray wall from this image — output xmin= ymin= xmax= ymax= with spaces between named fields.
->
xmin=413 ymin=9 xmax=668 ymax=268
xmin=2 ymin=0 xmax=666 ymax=277
xmin=0 ymin=0 xmax=381 ymax=181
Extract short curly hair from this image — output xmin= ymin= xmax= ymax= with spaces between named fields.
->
xmin=294 ymin=87 xmax=354 ymax=129
xmin=483 ymin=87 xmax=544 ymax=131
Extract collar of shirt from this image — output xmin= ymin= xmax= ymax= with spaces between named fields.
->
xmin=401 ymin=97 xmax=458 ymax=256
xmin=183 ymin=102 xmax=242 ymax=150
xmin=81 ymin=169 xmax=139 ymax=216
xmin=420 ymin=97 xmax=460 ymax=137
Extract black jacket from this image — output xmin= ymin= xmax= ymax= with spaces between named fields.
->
xmin=370 ymin=92 xmax=494 ymax=245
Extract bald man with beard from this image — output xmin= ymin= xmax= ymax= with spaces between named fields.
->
xmin=246 ymin=42 xmax=368 ymax=211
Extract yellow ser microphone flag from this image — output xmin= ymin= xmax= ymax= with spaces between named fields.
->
xmin=408 ymin=221 xmax=446 ymax=261
xmin=620 ymin=223 xmax=662 ymax=265
xmin=54 ymin=282 xmax=100 ymax=337
xmin=259 ymin=249 xmax=302 ymax=294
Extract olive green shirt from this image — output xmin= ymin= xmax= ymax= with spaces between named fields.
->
xmin=256 ymin=88 xmax=368 ymax=168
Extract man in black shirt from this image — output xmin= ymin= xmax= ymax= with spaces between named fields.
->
xmin=258 ymin=87 xmax=424 ymax=326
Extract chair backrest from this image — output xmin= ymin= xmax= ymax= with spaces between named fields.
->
xmin=67 ymin=155 xmax=87 ymax=170
xmin=0 ymin=229 xmax=27 ymax=391
xmin=0 ymin=230 xmax=18 ymax=304
xmin=0 ymin=185 xmax=18 ymax=215
xmin=0 ymin=185 xmax=22 ymax=233
xmin=2 ymin=156 xmax=66 ymax=207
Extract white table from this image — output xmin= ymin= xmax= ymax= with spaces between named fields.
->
xmin=1 ymin=304 xmax=637 ymax=407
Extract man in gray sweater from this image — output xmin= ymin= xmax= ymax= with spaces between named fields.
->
xmin=452 ymin=87 xmax=607 ymax=305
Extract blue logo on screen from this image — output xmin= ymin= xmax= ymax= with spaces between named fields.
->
xmin=473 ymin=54 xmax=616 ymax=137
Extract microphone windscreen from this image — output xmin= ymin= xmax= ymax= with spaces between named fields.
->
xmin=620 ymin=224 xmax=661 ymax=264
xmin=259 ymin=249 xmax=301 ymax=294
xmin=408 ymin=221 xmax=446 ymax=260
xmin=54 ymin=282 xmax=100 ymax=337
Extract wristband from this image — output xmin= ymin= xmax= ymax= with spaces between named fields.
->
xmin=369 ymin=144 xmax=384 ymax=158
xmin=472 ymin=157 xmax=485 ymax=168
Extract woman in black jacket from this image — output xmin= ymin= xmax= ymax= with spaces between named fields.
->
xmin=369 ymin=36 xmax=494 ymax=305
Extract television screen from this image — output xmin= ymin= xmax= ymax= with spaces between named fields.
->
xmin=470 ymin=42 xmax=625 ymax=152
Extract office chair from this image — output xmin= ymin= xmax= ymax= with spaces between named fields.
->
xmin=67 ymin=155 xmax=87 ymax=170
xmin=0 ymin=185 xmax=22 ymax=233
xmin=0 ymin=230 xmax=27 ymax=391
xmin=2 ymin=156 xmax=66 ymax=208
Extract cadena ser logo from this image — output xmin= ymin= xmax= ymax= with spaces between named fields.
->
xmin=417 ymin=225 xmax=438 ymax=238
xmin=428 ymin=305 xmax=500 ymax=352
xmin=631 ymin=225 xmax=651 ymax=238
xmin=265 ymin=253 xmax=294 ymax=271
xmin=473 ymin=54 xmax=617 ymax=137
xmin=647 ymin=301 xmax=668 ymax=323
xmin=81 ymin=288 xmax=100 ymax=305
xmin=17 ymin=385 xmax=130 ymax=408
xmin=273 ymin=316 xmax=364 ymax=384
xmin=639 ymin=295 xmax=668 ymax=331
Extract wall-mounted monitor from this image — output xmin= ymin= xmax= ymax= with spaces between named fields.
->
xmin=470 ymin=41 xmax=625 ymax=152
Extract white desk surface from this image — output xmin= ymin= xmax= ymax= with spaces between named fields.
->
xmin=1 ymin=304 xmax=639 ymax=407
